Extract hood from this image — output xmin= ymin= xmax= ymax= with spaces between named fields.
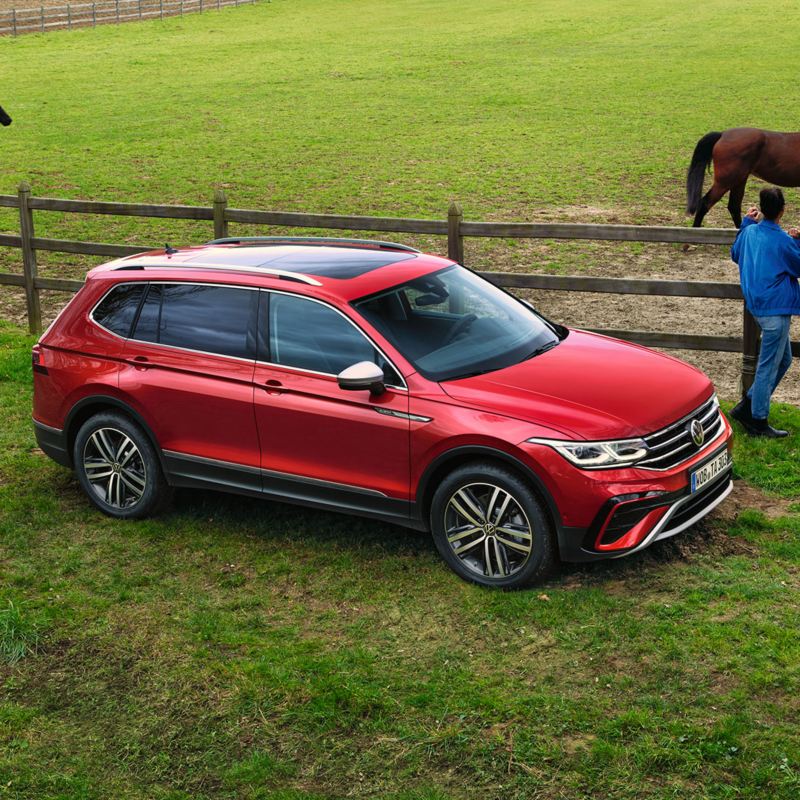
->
xmin=440 ymin=330 xmax=713 ymax=440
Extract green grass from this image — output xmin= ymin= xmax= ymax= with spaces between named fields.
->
xmin=1 ymin=321 xmax=799 ymax=799
xmin=0 ymin=601 xmax=40 ymax=665
xmin=3 ymin=0 xmax=800 ymax=252
xmin=726 ymin=402 xmax=800 ymax=497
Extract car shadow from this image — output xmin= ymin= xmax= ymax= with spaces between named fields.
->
xmin=167 ymin=487 xmax=743 ymax=589
xmin=169 ymin=487 xmax=433 ymax=557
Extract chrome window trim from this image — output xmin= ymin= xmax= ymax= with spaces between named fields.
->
xmin=259 ymin=288 xmax=408 ymax=391
xmin=90 ymin=281 xmax=409 ymax=387
xmin=162 ymin=449 xmax=388 ymax=498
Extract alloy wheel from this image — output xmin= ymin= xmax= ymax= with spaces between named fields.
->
xmin=444 ymin=482 xmax=533 ymax=578
xmin=82 ymin=427 xmax=147 ymax=509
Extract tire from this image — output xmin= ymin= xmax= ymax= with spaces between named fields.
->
xmin=430 ymin=461 xmax=556 ymax=589
xmin=73 ymin=411 xmax=171 ymax=519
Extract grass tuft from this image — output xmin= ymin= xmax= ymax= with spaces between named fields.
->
xmin=0 ymin=600 xmax=40 ymax=665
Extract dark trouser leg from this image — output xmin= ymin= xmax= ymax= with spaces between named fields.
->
xmin=748 ymin=315 xmax=792 ymax=420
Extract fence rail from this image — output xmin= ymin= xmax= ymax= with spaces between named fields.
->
xmin=1 ymin=182 xmax=795 ymax=396
xmin=0 ymin=0 xmax=255 ymax=35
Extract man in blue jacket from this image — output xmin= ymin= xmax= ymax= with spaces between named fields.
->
xmin=730 ymin=187 xmax=800 ymax=437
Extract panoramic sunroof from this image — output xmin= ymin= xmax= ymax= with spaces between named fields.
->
xmin=186 ymin=246 xmax=416 ymax=279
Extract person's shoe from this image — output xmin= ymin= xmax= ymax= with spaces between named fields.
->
xmin=730 ymin=396 xmax=752 ymax=426
xmin=749 ymin=418 xmax=789 ymax=438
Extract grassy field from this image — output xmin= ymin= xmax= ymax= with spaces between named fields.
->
xmin=1 ymin=329 xmax=799 ymax=800
xmin=3 ymin=0 xmax=800 ymax=231
xmin=2 ymin=2 xmax=800 ymax=797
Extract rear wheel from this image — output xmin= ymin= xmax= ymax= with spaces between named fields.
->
xmin=430 ymin=462 xmax=556 ymax=588
xmin=73 ymin=412 xmax=170 ymax=519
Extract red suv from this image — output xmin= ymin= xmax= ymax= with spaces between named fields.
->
xmin=32 ymin=238 xmax=733 ymax=587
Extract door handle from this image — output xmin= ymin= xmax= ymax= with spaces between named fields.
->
xmin=131 ymin=355 xmax=150 ymax=370
xmin=264 ymin=378 xmax=283 ymax=395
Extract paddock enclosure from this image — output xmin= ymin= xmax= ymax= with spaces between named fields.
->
xmin=0 ymin=0 xmax=256 ymax=35
xmin=2 ymin=182 xmax=799 ymax=403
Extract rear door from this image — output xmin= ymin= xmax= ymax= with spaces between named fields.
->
xmin=119 ymin=282 xmax=261 ymax=491
xmin=252 ymin=290 xmax=411 ymax=511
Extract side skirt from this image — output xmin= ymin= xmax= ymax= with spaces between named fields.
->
xmin=161 ymin=450 xmax=424 ymax=531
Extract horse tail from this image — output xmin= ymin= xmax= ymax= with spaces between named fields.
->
xmin=686 ymin=131 xmax=722 ymax=214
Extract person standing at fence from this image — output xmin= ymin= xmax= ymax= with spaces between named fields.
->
xmin=730 ymin=187 xmax=800 ymax=437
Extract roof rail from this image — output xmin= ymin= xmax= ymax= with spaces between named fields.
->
xmin=113 ymin=262 xmax=322 ymax=286
xmin=206 ymin=236 xmax=421 ymax=253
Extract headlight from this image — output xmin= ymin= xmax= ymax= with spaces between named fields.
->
xmin=526 ymin=437 xmax=649 ymax=468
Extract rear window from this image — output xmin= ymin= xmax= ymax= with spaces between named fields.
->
xmin=131 ymin=283 xmax=257 ymax=360
xmin=92 ymin=284 xmax=146 ymax=337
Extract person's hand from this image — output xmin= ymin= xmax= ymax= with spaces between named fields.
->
xmin=789 ymin=227 xmax=800 ymax=239
xmin=745 ymin=206 xmax=762 ymax=221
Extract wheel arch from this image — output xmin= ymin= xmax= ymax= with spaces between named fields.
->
xmin=415 ymin=446 xmax=562 ymax=540
xmin=64 ymin=395 xmax=165 ymax=472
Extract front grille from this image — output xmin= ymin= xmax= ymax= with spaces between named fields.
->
xmin=638 ymin=396 xmax=723 ymax=470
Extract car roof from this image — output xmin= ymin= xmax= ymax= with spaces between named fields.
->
xmin=88 ymin=238 xmax=455 ymax=302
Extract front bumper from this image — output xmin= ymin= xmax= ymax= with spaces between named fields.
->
xmin=519 ymin=416 xmax=734 ymax=562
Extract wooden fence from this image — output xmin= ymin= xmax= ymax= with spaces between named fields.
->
xmin=1 ymin=181 xmax=796 ymax=395
xmin=0 ymin=0 xmax=255 ymax=35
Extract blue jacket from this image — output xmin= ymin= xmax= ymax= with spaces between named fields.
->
xmin=730 ymin=216 xmax=800 ymax=316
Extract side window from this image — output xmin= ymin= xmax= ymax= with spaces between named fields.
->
xmin=131 ymin=284 xmax=257 ymax=360
xmin=266 ymin=293 xmax=402 ymax=385
xmin=132 ymin=284 xmax=162 ymax=344
xmin=92 ymin=284 xmax=146 ymax=337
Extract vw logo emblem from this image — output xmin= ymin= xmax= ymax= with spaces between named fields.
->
xmin=689 ymin=419 xmax=705 ymax=447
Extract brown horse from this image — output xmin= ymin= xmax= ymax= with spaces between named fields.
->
xmin=0 ymin=105 xmax=10 ymax=127
xmin=686 ymin=128 xmax=800 ymax=227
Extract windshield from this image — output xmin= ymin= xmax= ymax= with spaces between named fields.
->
xmin=353 ymin=266 xmax=562 ymax=382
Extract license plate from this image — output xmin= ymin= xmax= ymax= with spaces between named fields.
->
xmin=690 ymin=449 xmax=732 ymax=493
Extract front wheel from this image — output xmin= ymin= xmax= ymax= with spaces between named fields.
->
xmin=430 ymin=462 xmax=556 ymax=588
xmin=73 ymin=411 xmax=171 ymax=519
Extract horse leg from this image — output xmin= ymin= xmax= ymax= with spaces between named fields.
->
xmin=727 ymin=182 xmax=747 ymax=228
xmin=692 ymin=182 xmax=728 ymax=227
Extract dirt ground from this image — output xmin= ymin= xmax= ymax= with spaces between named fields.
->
xmin=1 ymin=205 xmax=799 ymax=406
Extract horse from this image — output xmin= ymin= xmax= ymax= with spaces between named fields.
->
xmin=0 ymin=105 xmax=10 ymax=126
xmin=686 ymin=127 xmax=800 ymax=228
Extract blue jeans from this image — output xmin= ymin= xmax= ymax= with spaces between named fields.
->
xmin=747 ymin=315 xmax=793 ymax=420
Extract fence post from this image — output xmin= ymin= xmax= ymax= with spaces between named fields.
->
xmin=138 ymin=0 xmax=142 ymax=19
xmin=18 ymin=182 xmax=42 ymax=335
xmin=447 ymin=200 xmax=464 ymax=264
xmin=12 ymin=8 xmax=17 ymax=35
xmin=213 ymin=189 xmax=229 ymax=239
xmin=159 ymin=0 xmax=163 ymax=18
xmin=67 ymin=3 xmax=71 ymax=28
xmin=116 ymin=0 xmax=119 ymax=23
xmin=40 ymin=5 xmax=44 ymax=31
xmin=92 ymin=2 xmax=96 ymax=26
xmin=741 ymin=306 xmax=759 ymax=398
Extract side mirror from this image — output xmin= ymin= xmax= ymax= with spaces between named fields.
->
xmin=337 ymin=361 xmax=385 ymax=395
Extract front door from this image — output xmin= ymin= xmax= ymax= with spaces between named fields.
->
xmin=252 ymin=290 xmax=411 ymax=519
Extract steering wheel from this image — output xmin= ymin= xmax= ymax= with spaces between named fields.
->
xmin=443 ymin=313 xmax=478 ymax=346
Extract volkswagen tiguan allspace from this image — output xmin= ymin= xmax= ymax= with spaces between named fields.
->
xmin=32 ymin=237 xmax=733 ymax=587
